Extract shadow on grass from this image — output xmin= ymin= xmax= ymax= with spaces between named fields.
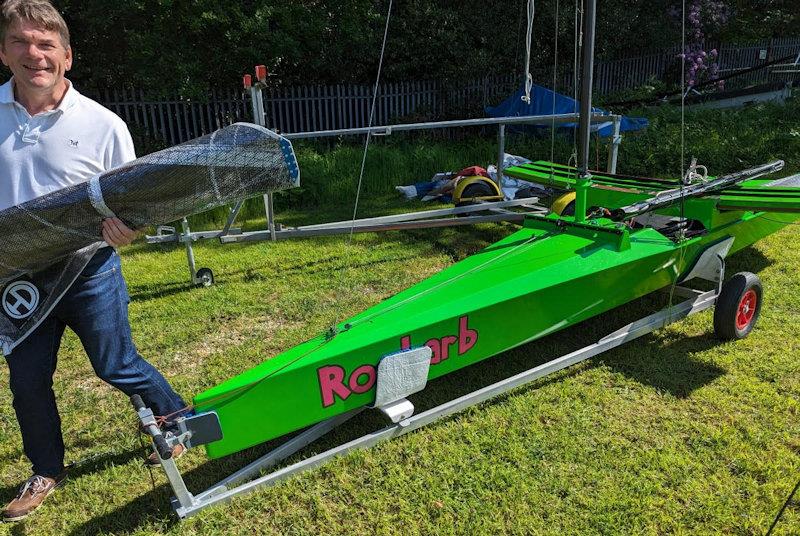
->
xmin=724 ymin=244 xmax=772 ymax=275
xmin=127 ymin=252 xmax=417 ymax=303
xmin=66 ymin=481 xmax=178 ymax=536
xmin=126 ymin=281 xmax=195 ymax=302
xmin=67 ymin=283 xmax=739 ymax=534
xmin=0 ymin=445 xmax=146 ymax=505
xmin=125 ymin=220 xmax=513 ymax=302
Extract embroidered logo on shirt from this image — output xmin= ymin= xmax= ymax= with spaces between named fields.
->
xmin=69 ymin=139 xmax=79 ymax=147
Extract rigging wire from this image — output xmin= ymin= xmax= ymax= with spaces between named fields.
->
xmin=172 ymin=231 xmax=547 ymax=413
xmin=666 ymin=0 xmax=689 ymax=317
xmin=549 ymin=0 xmax=560 ymax=171
xmin=757 ymin=215 xmax=800 ymax=225
xmin=348 ymin=0 xmax=393 ymax=245
xmin=345 ymin=233 xmax=542 ymax=329
xmin=331 ymin=0 xmax=394 ymax=329
xmin=160 ymin=0 xmax=397 ymax=417
xmin=568 ymin=0 xmax=582 ymax=176
xmin=157 ymin=0 xmax=550 ymax=414
xmin=521 ymin=0 xmax=536 ymax=104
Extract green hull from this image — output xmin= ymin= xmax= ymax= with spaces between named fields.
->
xmin=195 ymin=175 xmax=795 ymax=457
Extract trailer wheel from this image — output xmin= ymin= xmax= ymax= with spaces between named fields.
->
xmin=455 ymin=182 xmax=496 ymax=216
xmin=195 ymin=267 xmax=215 ymax=287
xmin=713 ymin=272 xmax=762 ymax=340
xmin=551 ymin=191 xmax=576 ymax=216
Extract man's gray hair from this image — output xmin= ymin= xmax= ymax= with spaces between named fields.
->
xmin=0 ymin=0 xmax=70 ymax=49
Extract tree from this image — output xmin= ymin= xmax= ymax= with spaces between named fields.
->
xmin=1 ymin=1 xmax=788 ymax=96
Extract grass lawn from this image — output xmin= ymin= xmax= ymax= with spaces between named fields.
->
xmin=0 ymin=100 xmax=799 ymax=534
xmin=0 ymin=204 xmax=797 ymax=535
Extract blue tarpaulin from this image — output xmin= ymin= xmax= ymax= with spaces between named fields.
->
xmin=486 ymin=84 xmax=648 ymax=137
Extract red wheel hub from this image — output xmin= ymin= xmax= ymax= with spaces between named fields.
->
xmin=736 ymin=289 xmax=758 ymax=330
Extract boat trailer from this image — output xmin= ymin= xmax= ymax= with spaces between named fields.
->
xmin=133 ymin=239 xmax=733 ymax=519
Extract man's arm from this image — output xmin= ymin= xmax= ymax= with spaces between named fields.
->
xmin=102 ymin=122 xmax=139 ymax=247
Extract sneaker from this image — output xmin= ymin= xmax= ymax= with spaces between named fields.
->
xmin=2 ymin=474 xmax=63 ymax=522
xmin=144 ymin=442 xmax=186 ymax=466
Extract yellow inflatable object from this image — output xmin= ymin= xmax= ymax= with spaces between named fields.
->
xmin=453 ymin=176 xmax=503 ymax=204
xmin=551 ymin=191 xmax=577 ymax=216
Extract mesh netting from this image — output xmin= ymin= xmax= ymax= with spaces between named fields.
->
xmin=0 ymin=122 xmax=298 ymax=284
xmin=766 ymin=174 xmax=800 ymax=187
xmin=0 ymin=122 xmax=298 ymax=354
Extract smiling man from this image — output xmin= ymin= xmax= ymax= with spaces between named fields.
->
xmin=0 ymin=0 xmax=188 ymax=521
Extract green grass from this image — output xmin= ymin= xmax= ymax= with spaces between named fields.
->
xmin=0 ymin=100 xmax=799 ymax=534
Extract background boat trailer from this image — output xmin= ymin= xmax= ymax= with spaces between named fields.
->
xmin=146 ymin=68 xmax=624 ymax=286
xmin=133 ymin=239 xmax=734 ymax=519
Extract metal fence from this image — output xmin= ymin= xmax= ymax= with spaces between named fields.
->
xmin=94 ymin=37 xmax=800 ymax=146
xmin=91 ymin=88 xmax=252 ymax=148
xmin=590 ymin=37 xmax=800 ymax=95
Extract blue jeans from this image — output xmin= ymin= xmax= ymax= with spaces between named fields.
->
xmin=4 ymin=248 xmax=187 ymax=477
xmin=413 ymin=179 xmax=452 ymax=202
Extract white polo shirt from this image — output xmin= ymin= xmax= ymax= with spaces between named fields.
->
xmin=0 ymin=78 xmax=136 ymax=211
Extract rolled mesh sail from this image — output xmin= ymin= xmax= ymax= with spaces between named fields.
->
xmin=0 ymin=123 xmax=299 ymax=354
xmin=0 ymin=122 xmax=299 ymax=283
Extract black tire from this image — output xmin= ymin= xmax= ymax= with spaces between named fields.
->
xmin=713 ymin=272 xmax=762 ymax=340
xmin=559 ymin=200 xmax=576 ymax=216
xmin=455 ymin=182 xmax=494 ymax=205
xmin=455 ymin=182 xmax=496 ymax=216
xmin=195 ymin=267 xmax=215 ymax=287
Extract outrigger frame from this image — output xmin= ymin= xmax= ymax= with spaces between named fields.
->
xmin=145 ymin=76 xmax=624 ymax=286
xmin=134 ymin=246 xmax=728 ymax=519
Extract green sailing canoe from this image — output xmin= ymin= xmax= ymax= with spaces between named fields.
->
xmin=194 ymin=162 xmax=800 ymax=458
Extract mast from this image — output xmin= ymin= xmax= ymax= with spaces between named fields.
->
xmin=575 ymin=0 xmax=597 ymax=223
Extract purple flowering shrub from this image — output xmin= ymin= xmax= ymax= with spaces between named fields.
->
xmin=669 ymin=1 xmax=731 ymax=90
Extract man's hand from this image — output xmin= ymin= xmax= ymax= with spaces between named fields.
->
xmin=102 ymin=218 xmax=139 ymax=247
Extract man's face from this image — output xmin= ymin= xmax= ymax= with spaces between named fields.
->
xmin=0 ymin=19 xmax=72 ymax=99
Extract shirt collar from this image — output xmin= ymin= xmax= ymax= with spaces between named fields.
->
xmin=57 ymin=80 xmax=79 ymax=113
xmin=0 ymin=77 xmax=78 ymax=113
xmin=0 ymin=79 xmax=13 ymax=105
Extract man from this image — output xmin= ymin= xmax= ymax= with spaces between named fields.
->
xmin=0 ymin=0 xmax=187 ymax=521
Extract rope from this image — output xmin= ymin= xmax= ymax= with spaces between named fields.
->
xmin=136 ymin=423 xmax=158 ymax=495
xmin=513 ymin=2 xmax=525 ymax=82
xmin=521 ymin=0 xmax=536 ymax=104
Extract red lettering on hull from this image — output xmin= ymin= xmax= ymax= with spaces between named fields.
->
xmin=400 ymin=315 xmax=479 ymax=366
xmin=318 ymin=316 xmax=480 ymax=408
xmin=349 ymin=365 xmax=376 ymax=394
xmin=458 ymin=315 xmax=478 ymax=354
xmin=318 ymin=365 xmax=351 ymax=408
